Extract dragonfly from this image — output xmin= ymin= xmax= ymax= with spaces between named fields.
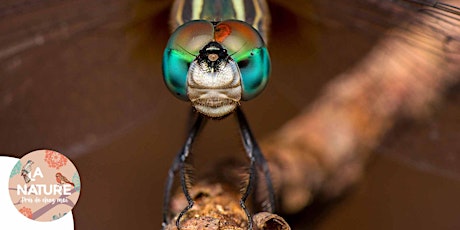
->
xmin=0 ymin=0 xmax=459 ymax=229
xmin=160 ymin=0 xmax=460 ymax=229
xmin=161 ymin=0 xmax=275 ymax=229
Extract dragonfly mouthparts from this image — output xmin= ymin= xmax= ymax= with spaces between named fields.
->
xmin=195 ymin=97 xmax=235 ymax=107
xmin=188 ymin=89 xmax=241 ymax=117
xmin=192 ymin=100 xmax=239 ymax=118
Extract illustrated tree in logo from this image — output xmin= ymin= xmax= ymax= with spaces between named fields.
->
xmin=19 ymin=207 xmax=32 ymax=218
xmin=44 ymin=150 xmax=68 ymax=169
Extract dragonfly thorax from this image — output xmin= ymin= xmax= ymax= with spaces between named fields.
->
xmin=187 ymin=42 xmax=242 ymax=118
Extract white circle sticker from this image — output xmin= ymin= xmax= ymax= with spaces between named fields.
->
xmin=8 ymin=150 xmax=81 ymax=222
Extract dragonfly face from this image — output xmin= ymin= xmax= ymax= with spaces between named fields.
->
xmin=187 ymin=41 xmax=242 ymax=117
xmin=163 ymin=20 xmax=270 ymax=117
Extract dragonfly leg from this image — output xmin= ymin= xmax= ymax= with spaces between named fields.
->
xmin=162 ymin=114 xmax=205 ymax=230
xmin=235 ymin=107 xmax=276 ymax=227
xmin=252 ymin=145 xmax=275 ymax=213
xmin=241 ymin=158 xmax=256 ymax=230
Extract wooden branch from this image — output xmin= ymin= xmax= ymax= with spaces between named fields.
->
xmin=164 ymin=183 xmax=290 ymax=230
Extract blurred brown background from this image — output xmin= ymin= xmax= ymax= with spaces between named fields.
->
xmin=0 ymin=0 xmax=459 ymax=229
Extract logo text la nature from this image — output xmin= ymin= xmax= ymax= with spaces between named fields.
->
xmin=17 ymin=166 xmax=72 ymax=196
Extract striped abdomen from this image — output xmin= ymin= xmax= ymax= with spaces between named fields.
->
xmin=170 ymin=0 xmax=270 ymax=42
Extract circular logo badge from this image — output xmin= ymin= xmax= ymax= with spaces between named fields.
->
xmin=8 ymin=150 xmax=81 ymax=221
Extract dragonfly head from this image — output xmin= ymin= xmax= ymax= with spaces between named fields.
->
xmin=163 ymin=20 xmax=270 ymax=118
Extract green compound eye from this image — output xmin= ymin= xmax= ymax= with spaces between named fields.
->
xmin=162 ymin=20 xmax=214 ymax=100
xmin=236 ymin=46 xmax=270 ymax=100
xmin=215 ymin=20 xmax=270 ymax=100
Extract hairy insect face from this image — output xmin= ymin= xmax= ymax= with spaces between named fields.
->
xmin=187 ymin=42 xmax=242 ymax=117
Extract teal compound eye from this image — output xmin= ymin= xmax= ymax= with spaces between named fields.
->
xmin=215 ymin=20 xmax=271 ymax=100
xmin=235 ymin=46 xmax=270 ymax=100
xmin=162 ymin=20 xmax=214 ymax=100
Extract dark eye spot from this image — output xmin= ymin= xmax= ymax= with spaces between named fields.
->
xmin=238 ymin=59 xmax=249 ymax=68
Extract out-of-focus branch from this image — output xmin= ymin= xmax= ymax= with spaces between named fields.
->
xmin=262 ymin=2 xmax=460 ymax=213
